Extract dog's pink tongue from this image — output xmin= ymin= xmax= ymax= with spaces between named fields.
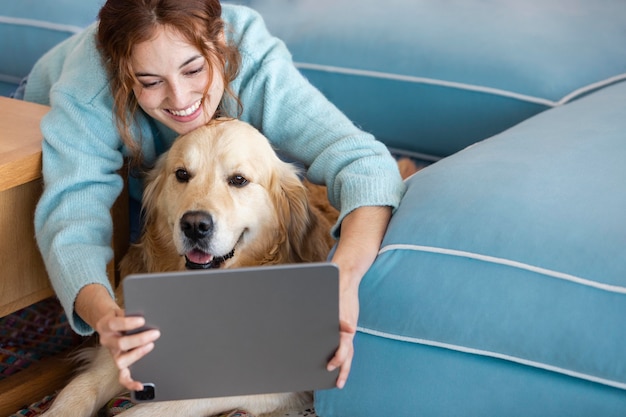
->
xmin=186 ymin=249 xmax=213 ymax=265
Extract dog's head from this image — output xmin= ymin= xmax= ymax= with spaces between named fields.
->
xmin=138 ymin=119 xmax=326 ymax=271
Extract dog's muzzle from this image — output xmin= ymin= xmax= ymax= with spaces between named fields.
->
xmin=180 ymin=210 xmax=235 ymax=269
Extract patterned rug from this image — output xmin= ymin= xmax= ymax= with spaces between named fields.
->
xmin=8 ymin=392 xmax=320 ymax=417
xmin=0 ymin=298 xmax=85 ymax=381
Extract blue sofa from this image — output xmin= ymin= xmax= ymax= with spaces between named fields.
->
xmin=3 ymin=1 xmax=626 ymax=416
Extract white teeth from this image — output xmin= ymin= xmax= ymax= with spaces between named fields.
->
xmin=169 ymin=100 xmax=201 ymax=117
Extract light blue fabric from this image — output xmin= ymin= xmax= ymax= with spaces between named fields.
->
xmin=0 ymin=0 xmax=103 ymax=96
xmin=316 ymin=332 xmax=626 ymax=417
xmin=234 ymin=0 xmax=626 ymax=158
xmin=316 ymin=81 xmax=626 ymax=415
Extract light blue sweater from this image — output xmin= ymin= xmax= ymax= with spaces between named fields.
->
xmin=24 ymin=4 xmax=406 ymax=335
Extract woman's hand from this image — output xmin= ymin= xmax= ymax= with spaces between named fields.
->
xmin=326 ymin=280 xmax=359 ymax=389
xmin=95 ymin=309 xmax=161 ymax=391
xmin=327 ymin=206 xmax=391 ymax=389
xmin=75 ymin=284 xmax=161 ymax=391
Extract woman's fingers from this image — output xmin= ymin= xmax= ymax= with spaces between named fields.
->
xmin=327 ymin=320 xmax=357 ymax=389
xmin=113 ymin=332 xmax=159 ymax=391
xmin=117 ymin=329 xmax=161 ymax=353
xmin=114 ymin=339 xmax=155 ymax=369
xmin=99 ymin=314 xmax=145 ymax=335
xmin=119 ymin=366 xmax=146 ymax=392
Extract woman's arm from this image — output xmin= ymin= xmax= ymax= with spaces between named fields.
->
xmin=327 ymin=205 xmax=392 ymax=388
xmin=228 ymin=7 xmax=405 ymax=230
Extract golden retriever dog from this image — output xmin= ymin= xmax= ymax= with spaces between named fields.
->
xmin=43 ymin=119 xmax=419 ymax=417
xmin=120 ymin=120 xmax=337 ymax=275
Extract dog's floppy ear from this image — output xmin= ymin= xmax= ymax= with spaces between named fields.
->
xmin=119 ymin=155 xmax=170 ymax=278
xmin=123 ymin=153 xmax=186 ymax=274
xmin=141 ymin=154 xmax=169 ymax=225
xmin=271 ymin=163 xmax=331 ymax=263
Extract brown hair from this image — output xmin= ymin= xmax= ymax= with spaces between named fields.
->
xmin=97 ymin=0 xmax=241 ymax=160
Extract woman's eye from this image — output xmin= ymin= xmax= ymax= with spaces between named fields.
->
xmin=185 ymin=65 xmax=205 ymax=77
xmin=139 ymin=79 xmax=161 ymax=89
xmin=228 ymin=175 xmax=248 ymax=187
xmin=175 ymin=169 xmax=190 ymax=183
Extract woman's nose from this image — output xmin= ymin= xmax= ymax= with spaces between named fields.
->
xmin=167 ymin=80 xmax=188 ymax=108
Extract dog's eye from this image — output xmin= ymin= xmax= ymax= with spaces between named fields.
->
xmin=175 ymin=169 xmax=190 ymax=183
xmin=228 ymin=174 xmax=248 ymax=187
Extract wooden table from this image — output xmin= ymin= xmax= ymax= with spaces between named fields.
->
xmin=0 ymin=96 xmax=52 ymax=317
xmin=0 ymin=96 xmax=67 ymax=415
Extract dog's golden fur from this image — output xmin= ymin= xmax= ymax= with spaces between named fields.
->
xmin=43 ymin=119 xmax=419 ymax=417
xmin=119 ymin=119 xmax=336 ymax=278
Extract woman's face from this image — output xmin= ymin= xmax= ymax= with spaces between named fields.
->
xmin=130 ymin=26 xmax=224 ymax=135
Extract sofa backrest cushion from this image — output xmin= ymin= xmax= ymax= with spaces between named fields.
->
xmin=234 ymin=0 xmax=626 ymax=158
xmin=0 ymin=0 xmax=103 ymax=97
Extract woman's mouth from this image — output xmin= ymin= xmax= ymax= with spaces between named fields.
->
xmin=165 ymin=100 xmax=202 ymax=121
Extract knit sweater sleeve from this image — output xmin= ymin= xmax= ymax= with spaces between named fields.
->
xmin=223 ymin=6 xmax=407 ymax=236
xmin=25 ymin=26 xmax=127 ymax=335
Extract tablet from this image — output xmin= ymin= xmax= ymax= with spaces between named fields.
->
xmin=122 ymin=262 xmax=339 ymax=402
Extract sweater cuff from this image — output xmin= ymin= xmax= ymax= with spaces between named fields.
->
xmin=332 ymin=175 xmax=407 ymax=238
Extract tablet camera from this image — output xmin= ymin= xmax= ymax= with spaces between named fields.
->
xmin=133 ymin=383 xmax=155 ymax=401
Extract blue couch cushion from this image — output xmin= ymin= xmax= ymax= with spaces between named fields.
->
xmin=0 ymin=0 xmax=102 ymax=96
xmin=235 ymin=0 xmax=626 ymax=158
xmin=316 ymin=80 xmax=626 ymax=414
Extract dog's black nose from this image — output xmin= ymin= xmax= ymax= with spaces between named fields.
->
xmin=180 ymin=211 xmax=213 ymax=241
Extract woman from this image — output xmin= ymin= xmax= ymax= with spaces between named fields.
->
xmin=23 ymin=0 xmax=405 ymax=392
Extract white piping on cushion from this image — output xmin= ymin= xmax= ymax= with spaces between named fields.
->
xmin=557 ymin=72 xmax=626 ymax=105
xmin=356 ymin=325 xmax=626 ymax=390
xmin=378 ymin=244 xmax=626 ymax=295
xmin=0 ymin=16 xmax=84 ymax=34
xmin=295 ymin=62 xmax=555 ymax=106
xmin=295 ymin=62 xmax=626 ymax=108
xmin=387 ymin=146 xmax=442 ymax=163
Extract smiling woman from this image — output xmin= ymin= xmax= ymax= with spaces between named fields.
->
xmin=20 ymin=0 xmax=406 ymax=405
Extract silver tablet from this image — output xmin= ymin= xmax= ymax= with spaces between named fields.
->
xmin=123 ymin=262 xmax=339 ymax=402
